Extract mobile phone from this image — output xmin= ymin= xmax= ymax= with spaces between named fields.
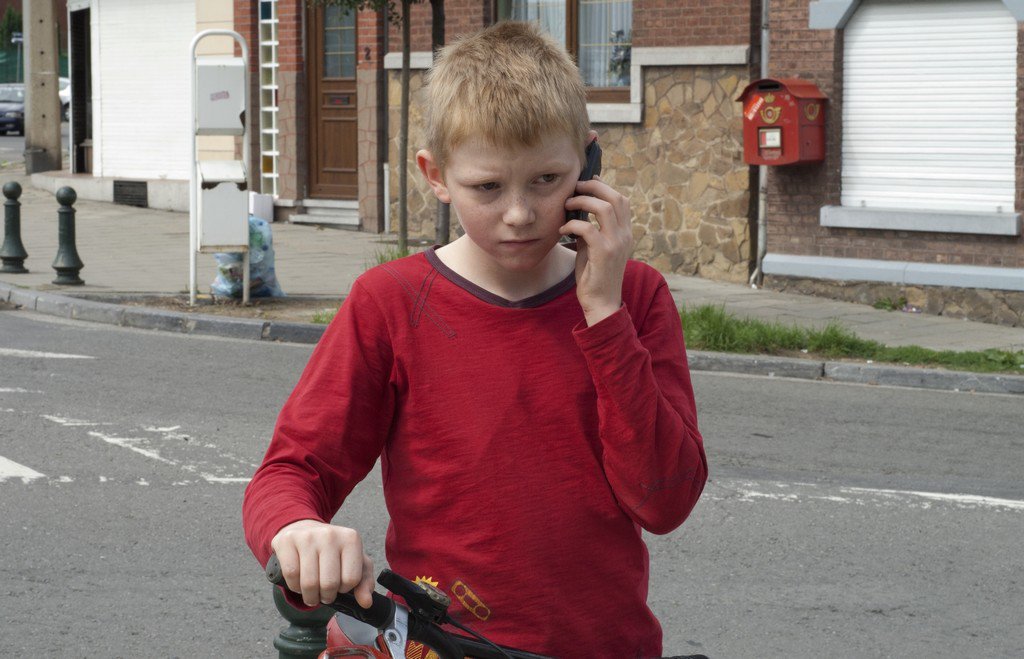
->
xmin=566 ymin=140 xmax=603 ymax=224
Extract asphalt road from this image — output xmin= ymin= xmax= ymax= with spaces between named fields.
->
xmin=1 ymin=308 xmax=1021 ymax=658
xmin=0 ymin=122 xmax=70 ymax=165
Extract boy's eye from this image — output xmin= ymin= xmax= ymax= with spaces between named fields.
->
xmin=536 ymin=174 xmax=558 ymax=184
xmin=476 ymin=182 xmax=499 ymax=192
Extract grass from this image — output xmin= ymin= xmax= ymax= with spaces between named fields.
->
xmin=361 ymin=244 xmax=412 ymax=272
xmin=311 ymin=308 xmax=337 ymax=325
xmin=373 ymin=244 xmax=411 ymax=265
xmin=311 ymin=296 xmax=1023 ymax=374
xmin=681 ymin=304 xmax=1024 ymax=374
xmin=873 ymin=296 xmax=908 ymax=311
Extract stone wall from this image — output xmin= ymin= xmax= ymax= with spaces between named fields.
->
xmin=387 ymin=69 xmax=433 ymax=239
xmin=387 ymin=64 xmax=753 ymax=283
xmin=606 ymin=64 xmax=751 ymax=282
xmin=766 ymin=276 xmax=1024 ymax=327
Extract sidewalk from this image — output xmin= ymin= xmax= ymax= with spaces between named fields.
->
xmin=2 ymin=169 xmax=1023 ymax=393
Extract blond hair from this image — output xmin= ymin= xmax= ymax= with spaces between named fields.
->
xmin=423 ymin=21 xmax=590 ymax=169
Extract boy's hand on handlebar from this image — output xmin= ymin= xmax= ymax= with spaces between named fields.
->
xmin=270 ymin=519 xmax=376 ymax=609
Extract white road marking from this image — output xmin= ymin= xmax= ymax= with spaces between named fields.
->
xmin=87 ymin=431 xmax=177 ymax=465
xmin=0 ymin=348 xmax=95 ymax=359
xmin=42 ymin=415 xmax=111 ymax=427
xmin=0 ymin=455 xmax=45 ymax=482
xmin=0 ymin=388 xmax=43 ymax=394
xmin=715 ymin=479 xmax=1024 ymax=512
xmin=13 ymin=416 xmax=259 ymax=486
xmin=145 ymin=426 xmax=191 ymax=441
xmin=201 ymin=474 xmax=251 ymax=484
xmin=843 ymin=486 xmax=1024 ymax=511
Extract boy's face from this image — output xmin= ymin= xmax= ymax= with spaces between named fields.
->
xmin=418 ymin=133 xmax=583 ymax=274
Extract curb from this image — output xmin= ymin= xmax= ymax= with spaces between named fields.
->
xmin=0 ymin=281 xmax=322 ymax=345
xmin=3 ymin=282 xmax=1023 ymax=396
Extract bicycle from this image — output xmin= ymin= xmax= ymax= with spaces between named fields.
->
xmin=266 ymin=554 xmax=709 ymax=659
xmin=267 ymin=554 xmax=551 ymax=659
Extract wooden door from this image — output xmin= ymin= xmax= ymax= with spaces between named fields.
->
xmin=308 ymin=6 xmax=358 ymax=199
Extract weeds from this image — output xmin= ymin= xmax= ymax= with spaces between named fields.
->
xmin=311 ymin=309 xmax=337 ymax=325
xmin=371 ymin=244 xmax=411 ymax=267
xmin=873 ymin=296 xmax=908 ymax=311
xmin=681 ymin=304 xmax=1024 ymax=374
xmin=312 ymin=298 xmax=1024 ymax=374
xmin=318 ymin=245 xmax=414 ymax=324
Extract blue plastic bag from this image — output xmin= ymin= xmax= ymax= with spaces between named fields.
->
xmin=210 ymin=216 xmax=285 ymax=298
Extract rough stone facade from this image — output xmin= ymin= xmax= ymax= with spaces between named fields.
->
xmin=275 ymin=68 xmax=306 ymax=205
xmin=766 ymin=276 xmax=1024 ymax=328
xmin=609 ymin=64 xmax=751 ymax=282
xmin=388 ymin=64 xmax=753 ymax=283
xmin=386 ymin=69 xmax=432 ymax=239
xmin=357 ymin=10 xmax=387 ymax=233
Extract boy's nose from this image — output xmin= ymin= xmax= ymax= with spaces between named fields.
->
xmin=503 ymin=195 xmax=533 ymax=227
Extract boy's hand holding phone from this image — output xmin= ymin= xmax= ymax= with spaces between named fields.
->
xmin=561 ymin=139 xmax=633 ymax=327
xmin=270 ymin=519 xmax=376 ymax=609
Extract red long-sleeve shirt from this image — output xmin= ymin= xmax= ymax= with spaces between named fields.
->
xmin=243 ymin=249 xmax=707 ymax=658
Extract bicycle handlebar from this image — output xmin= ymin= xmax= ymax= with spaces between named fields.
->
xmin=265 ymin=554 xmax=396 ymax=630
xmin=265 ymin=554 xmax=553 ymax=659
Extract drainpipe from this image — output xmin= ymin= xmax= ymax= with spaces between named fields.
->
xmin=749 ymin=0 xmax=770 ymax=288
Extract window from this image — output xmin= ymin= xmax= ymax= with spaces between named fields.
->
xmin=841 ymin=0 xmax=1016 ymax=215
xmin=323 ymin=5 xmax=356 ymax=78
xmin=496 ymin=0 xmax=632 ymax=101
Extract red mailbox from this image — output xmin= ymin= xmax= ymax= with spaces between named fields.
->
xmin=737 ymin=78 xmax=827 ymax=166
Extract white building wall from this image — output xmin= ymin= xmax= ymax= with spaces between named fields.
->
xmin=196 ymin=0 xmax=236 ymax=162
xmin=93 ymin=0 xmax=196 ymax=179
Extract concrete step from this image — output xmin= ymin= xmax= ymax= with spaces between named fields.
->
xmin=293 ymin=202 xmax=359 ymax=227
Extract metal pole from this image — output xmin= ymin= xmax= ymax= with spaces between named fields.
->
xmin=51 ymin=187 xmax=84 ymax=285
xmin=0 ymin=181 xmax=28 ymax=273
xmin=271 ymin=587 xmax=332 ymax=658
xmin=749 ymin=0 xmax=770 ymax=288
xmin=189 ymin=34 xmax=199 ymax=305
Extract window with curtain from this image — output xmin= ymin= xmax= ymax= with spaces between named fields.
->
xmin=498 ymin=0 xmax=632 ymax=98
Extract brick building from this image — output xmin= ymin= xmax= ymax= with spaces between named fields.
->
xmin=760 ymin=0 xmax=1024 ymax=325
xmin=237 ymin=0 xmax=760 ymax=283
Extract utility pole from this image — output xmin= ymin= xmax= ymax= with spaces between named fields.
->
xmin=23 ymin=0 xmax=62 ymax=174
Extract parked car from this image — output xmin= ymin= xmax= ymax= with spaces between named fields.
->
xmin=59 ymin=77 xmax=70 ymax=121
xmin=0 ymin=84 xmax=24 ymax=135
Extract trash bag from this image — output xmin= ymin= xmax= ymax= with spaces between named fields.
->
xmin=210 ymin=216 xmax=285 ymax=298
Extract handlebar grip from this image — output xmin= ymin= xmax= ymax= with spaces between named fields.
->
xmin=265 ymin=554 xmax=396 ymax=629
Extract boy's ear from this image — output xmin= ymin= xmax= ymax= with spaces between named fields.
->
xmin=416 ymin=149 xmax=451 ymax=204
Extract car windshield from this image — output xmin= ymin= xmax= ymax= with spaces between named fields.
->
xmin=0 ymin=87 xmax=24 ymax=102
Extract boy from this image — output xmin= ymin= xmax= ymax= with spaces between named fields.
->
xmin=244 ymin=21 xmax=707 ymax=659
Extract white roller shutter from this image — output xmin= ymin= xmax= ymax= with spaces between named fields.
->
xmin=95 ymin=0 xmax=195 ymax=180
xmin=841 ymin=0 xmax=1017 ymax=214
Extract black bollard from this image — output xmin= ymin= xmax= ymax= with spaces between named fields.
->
xmin=0 ymin=181 xmax=28 ymax=273
xmin=272 ymin=586 xmax=333 ymax=658
xmin=51 ymin=186 xmax=84 ymax=285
